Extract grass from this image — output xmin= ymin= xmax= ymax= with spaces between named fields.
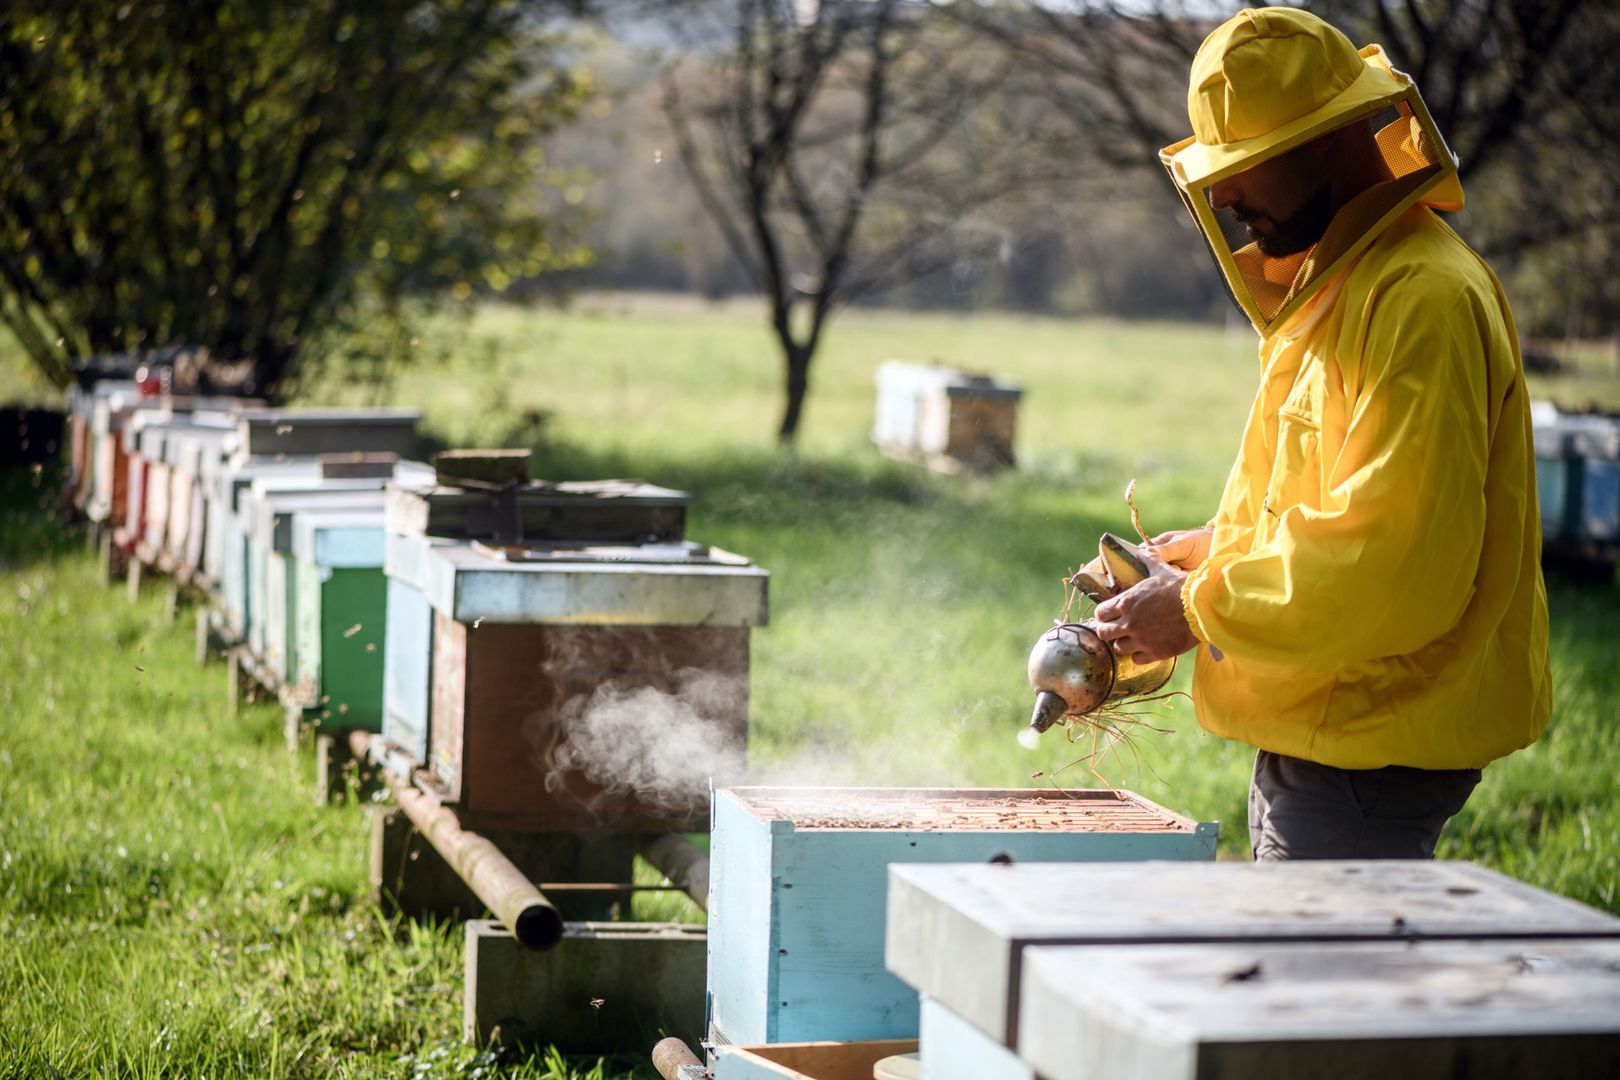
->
xmin=3 ymin=296 xmax=1619 ymax=1075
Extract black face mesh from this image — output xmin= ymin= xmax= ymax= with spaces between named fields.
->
xmin=1181 ymin=101 xmax=1445 ymax=328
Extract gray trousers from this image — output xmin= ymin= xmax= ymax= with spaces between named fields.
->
xmin=1248 ymin=749 xmax=1482 ymax=861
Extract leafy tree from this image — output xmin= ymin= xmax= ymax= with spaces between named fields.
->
xmin=0 ymin=0 xmax=590 ymax=395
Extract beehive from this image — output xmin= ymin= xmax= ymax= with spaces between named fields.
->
xmin=162 ymin=422 xmax=236 ymax=580
xmin=241 ymin=463 xmax=433 ymax=677
xmin=1015 ymin=938 xmax=1620 ymax=1080
xmin=85 ymin=383 xmax=143 ymax=525
xmin=872 ymin=361 xmax=1023 ymax=470
xmin=381 ymin=528 xmax=767 ymax=828
xmin=288 ymin=508 xmax=390 ymax=731
xmin=1571 ymin=416 xmax=1620 ymax=541
xmin=254 ymin=489 xmax=390 ymax=682
xmin=706 ymin=786 xmax=1217 ymax=1047
xmin=885 ymin=860 xmax=1620 ymax=1062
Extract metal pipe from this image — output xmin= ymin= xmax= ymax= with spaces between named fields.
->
xmin=651 ymin=1037 xmax=705 ymax=1080
xmin=349 ymin=731 xmax=565 ymax=951
xmin=639 ymin=833 xmax=710 ymax=911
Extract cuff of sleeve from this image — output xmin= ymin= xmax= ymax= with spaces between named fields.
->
xmin=1180 ymin=567 xmax=1210 ymax=645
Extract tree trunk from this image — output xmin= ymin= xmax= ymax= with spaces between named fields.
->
xmin=777 ymin=343 xmax=813 ymax=445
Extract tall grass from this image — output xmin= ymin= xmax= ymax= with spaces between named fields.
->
xmin=2 ymin=299 xmax=1617 ymax=1076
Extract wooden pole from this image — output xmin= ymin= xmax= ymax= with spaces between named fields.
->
xmin=639 ymin=833 xmax=711 ymax=911
xmin=651 ymin=1037 xmax=705 ymax=1080
xmin=350 ymin=731 xmax=564 ymax=950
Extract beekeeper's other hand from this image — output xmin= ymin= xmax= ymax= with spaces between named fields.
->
xmin=1145 ymin=526 xmax=1213 ymax=572
xmin=1091 ymin=550 xmax=1198 ymax=665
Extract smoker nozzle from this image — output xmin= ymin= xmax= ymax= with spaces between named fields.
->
xmin=1029 ymin=690 xmax=1068 ymax=734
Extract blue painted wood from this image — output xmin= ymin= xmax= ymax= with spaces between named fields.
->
xmin=381 ymin=575 xmax=433 ymax=766
xmin=706 ymin=788 xmax=1217 ymax=1047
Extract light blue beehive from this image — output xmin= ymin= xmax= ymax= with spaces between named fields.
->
xmin=1571 ymin=416 xmax=1620 ymax=542
xmin=706 ymin=786 xmax=1217 ymax=1048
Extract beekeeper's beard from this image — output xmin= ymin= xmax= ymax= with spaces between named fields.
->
xmin=1238 ymin=182 xmax=1335 ymax=258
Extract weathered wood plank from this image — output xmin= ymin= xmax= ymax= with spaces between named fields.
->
xmin=885 ymin=861 xmax=1620 ymax=1051
xmin=1019 ymin=938 xmax=1620 ymax=1080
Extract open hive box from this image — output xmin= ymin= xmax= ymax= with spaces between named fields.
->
xmin=706 ymin=786 xmax=1217 ymax=1048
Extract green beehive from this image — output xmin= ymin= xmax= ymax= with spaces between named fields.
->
xmin=289 ymin=508 xmax=391 ymax=733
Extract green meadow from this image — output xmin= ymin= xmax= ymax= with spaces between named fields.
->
xmin=2 ymin=299 xmax=1617 ymax=1076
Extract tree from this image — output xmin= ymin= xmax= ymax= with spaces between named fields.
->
xmin=662 ymin=0 xmax=1030 ymax=443
xmin=0 ymin=0 xmax=590 ymax=395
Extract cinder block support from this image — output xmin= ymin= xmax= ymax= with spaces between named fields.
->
xmin=463 ymin=919 xmax=706 ymax=1053
xmin=369 ymin=810 xmax=639 ymax=925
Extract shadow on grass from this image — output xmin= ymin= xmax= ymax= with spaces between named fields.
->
xmin=0 ymin=461 xmax=78 ymax=572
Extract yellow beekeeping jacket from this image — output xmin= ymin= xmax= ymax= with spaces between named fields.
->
xmin=1180 ymin=203 xmax=1551 ymax=770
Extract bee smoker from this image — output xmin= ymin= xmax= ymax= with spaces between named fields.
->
xmin=1027 ymin=533 xmax=1176 ymax=734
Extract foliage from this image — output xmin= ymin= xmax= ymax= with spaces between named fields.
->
xmin=0 ymin=0 xmax=592 ymax=395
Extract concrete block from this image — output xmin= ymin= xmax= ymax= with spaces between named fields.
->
xmin=464 ymin=919 xmax=705 ymax=1053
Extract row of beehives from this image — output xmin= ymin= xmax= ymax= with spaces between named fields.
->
xmin=61 ymin=379 xmax=770 ymax=834
xmin=1532 ymin=400 xmax=1620 ymax=549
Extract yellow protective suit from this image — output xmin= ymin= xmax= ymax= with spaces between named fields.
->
xmin=1163 ymin=9 xmax=1551 ymax=770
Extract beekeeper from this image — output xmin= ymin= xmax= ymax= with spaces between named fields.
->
xmin=1090 ymin=7 xmax=1550 ymax=860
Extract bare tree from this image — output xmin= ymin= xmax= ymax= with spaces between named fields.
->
xmin=662 ymin=0 xmax=1030 ymax=443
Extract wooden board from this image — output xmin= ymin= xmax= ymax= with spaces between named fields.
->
xmin=709 ymin=788 xmax=1216 ymax=1047
xmin=233 ymin=407 xmax=421 ymax=460
xmin=1018 ymin=938 xmax=1620 ymax=1080
xmin=884 ymin=861 xmax=1620 ymax=1051
xmin=713 ymin=1039 xmax=920 ymax=1080
xmin=384 ymin=479 xmax=689 ymax=542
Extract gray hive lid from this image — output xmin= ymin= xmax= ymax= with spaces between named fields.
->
xmin=385 ymin=478 xmax=692 ymax=543
xmin=1018 ymin=938 xmax=1620 ymax=1080
xmin=885 ymin=860 xmax=1620 ymax=1050
xmin=233 ymin=407 xmax=423 ymax=460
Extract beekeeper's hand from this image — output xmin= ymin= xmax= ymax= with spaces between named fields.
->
xmin=1091 ymin=550 xmax=1198 ymax=664
xmin=1145 ymin=526 xmax=1213 ymax=571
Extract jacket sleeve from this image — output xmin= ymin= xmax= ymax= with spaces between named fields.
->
xmin=1181 ymin=271 xmax=1494 ymax=678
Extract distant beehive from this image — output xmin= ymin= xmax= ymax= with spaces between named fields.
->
xmin=1531 ymin=402 xmax=1620 ymax=545
xmin=872 ymin=361 xmax=1022 ymax=471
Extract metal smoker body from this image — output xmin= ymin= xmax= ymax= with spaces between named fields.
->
xmin=1028 ymin=533 xmax=1175 ymax=733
